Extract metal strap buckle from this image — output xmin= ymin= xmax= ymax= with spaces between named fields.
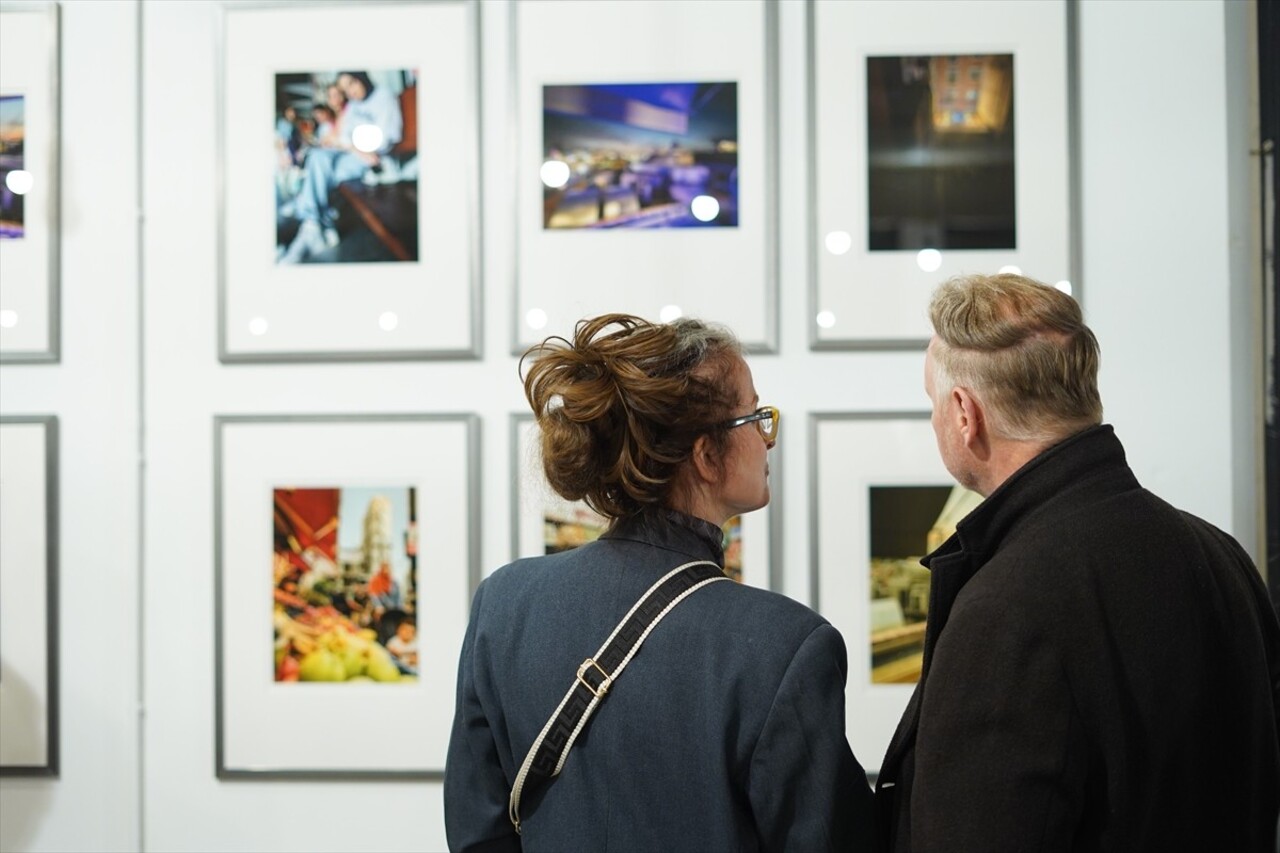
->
xmin=575 ymin=658 xmax=612 ymax=699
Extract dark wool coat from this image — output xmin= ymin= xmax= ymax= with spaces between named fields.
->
xmin=875 ymin=425 xmax=1280 ymax=853
xmin=445 ymin=509 xmax=875 ymax=853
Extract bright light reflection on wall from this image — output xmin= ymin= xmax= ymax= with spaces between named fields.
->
xmin=816 ymin=310 xmax=836 ymax=329
xmin=526 ymin=309 xmax=548 ymax=330
xmin=917 ymin=249 xmax=942 ymax=272
xmin=825 ymin=231 xmax=852 ymax=256
xmin=248 ymin=317 xmax=269 ymax=336
xmin=379 ymin=311 xmax=399 ymax=331
xmin=0 ymin=309 xmax=17 ymax=329
xmin=659 ymin=305 xmax=682 ymax=323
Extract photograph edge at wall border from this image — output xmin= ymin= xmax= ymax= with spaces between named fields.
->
xmin=507 ymin=0 xmax=780 ymax=357
xmin=805 ymin=0 xmax=1081 ymax=352
xmin=214 ymin=0 xmax=483 ymax=364
xmin=212 ymin=412 xmax=480 ymax=780
xmin=0 ymin=0 xmax=61 ymax=364
xmin=0 ymin=414 xmax=60 ymax=777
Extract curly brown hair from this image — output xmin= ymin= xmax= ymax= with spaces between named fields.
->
xmin=521 ymin=313 xmax=744 ymax=520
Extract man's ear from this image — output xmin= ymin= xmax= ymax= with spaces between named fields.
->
xmin=689 ymin=434 xmax=721 ymax=484
xmin=953 ymin=387 xmax=989 ymax=454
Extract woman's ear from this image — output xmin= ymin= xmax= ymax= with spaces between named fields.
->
xmin=690 ymin=434 xmax=721 ymax=485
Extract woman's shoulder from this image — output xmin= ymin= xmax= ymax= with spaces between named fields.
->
xmin=711 ymin=580 xmax=830 ymax=629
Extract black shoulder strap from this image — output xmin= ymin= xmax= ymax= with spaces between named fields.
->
xmin=507 ymin=559 xmax=728 ymax=833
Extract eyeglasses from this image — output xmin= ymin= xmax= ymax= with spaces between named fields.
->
xmin=720 ymin=406 xmax=779 ymax=443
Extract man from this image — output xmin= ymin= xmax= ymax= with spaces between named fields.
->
xmin=876 ymin=272 xmax=1280 ymax=851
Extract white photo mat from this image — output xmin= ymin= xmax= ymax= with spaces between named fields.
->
xmin=511 ymin=414 xmax=779 ymax=591
xmin=215 ymin=414 xmax=479 ymax=777
xmin=809 ymin=0 xmax=1075 ymax=349
xmin=512 ymin=0 xmax=778 ymax=355
xmin=810 ymin=412 xmax=960 ymax=772
xmin=0 ymin=416 xmax=58 ymax=775
xmin=218 ymin=0 xmax=480 ymax=362
xmin=0 ymin=2 xmax=59 ymax=362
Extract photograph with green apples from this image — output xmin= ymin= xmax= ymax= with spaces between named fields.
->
xmin=271 ymin=485 xmax=419 ymax=683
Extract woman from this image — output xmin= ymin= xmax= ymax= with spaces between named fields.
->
xmin=444 ymin=314 xmax=874 ymax=852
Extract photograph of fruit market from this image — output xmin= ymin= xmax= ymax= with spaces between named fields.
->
xmin=272 ymin=486 xmax=418 ymax=683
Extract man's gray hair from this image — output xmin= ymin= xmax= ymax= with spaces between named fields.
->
xmin=929 ymin=273 xmax=1103 ymax=442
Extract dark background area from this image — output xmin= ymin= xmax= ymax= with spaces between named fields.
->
xmin=1262 ymin=0 xmax=1279 ymax=615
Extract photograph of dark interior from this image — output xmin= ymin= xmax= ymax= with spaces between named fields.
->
xmin=868 ymin=484 xmax=952 ymax=684
xmin=866 ymin=54 xmax=1015 ymax=252
xmin=274 ymin=69 xmax=419 ymax=264
xmin=541 ymin=82 xmax=739 ymax=229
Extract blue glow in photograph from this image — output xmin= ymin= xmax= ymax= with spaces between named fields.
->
xmin=541 ymin=82 xmax=738 ymax=229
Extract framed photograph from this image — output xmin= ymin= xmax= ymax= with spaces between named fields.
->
xmin=511 ymin=0 xmax=778 ymax=355
xmin=218 ymin=0 xmax=480 ymax=362
xmin=510 ymin=414 xmax=780 ymax=590
xmin=0 ymin=2 xmax=60 ymax=363
xmin=0 ymin=415 xmax=58 ymax=776
xmin=810 ymin=412 xmax=980 ymax=771
xmin=808 ymin=0 xmax=1076 ymax=349
xmin=215 ymin=414 xmax=479 ymax=778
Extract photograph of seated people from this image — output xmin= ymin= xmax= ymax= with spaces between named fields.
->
xmin=445 ymin=313 xmax=874 ymax=852
xmin=274 ymin=68 xmax=419 ymax=264
xmin=875 ymin=272 xmax=1280 ymax=852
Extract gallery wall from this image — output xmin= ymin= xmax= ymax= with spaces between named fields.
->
xmin=0 ymin=2 xmax=141 ymax=851
xmin=0 ymin=0 xmax=1260 ymax=851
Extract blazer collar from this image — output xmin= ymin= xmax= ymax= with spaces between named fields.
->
xmin=603 ymin=508 xmax=726 ymax=566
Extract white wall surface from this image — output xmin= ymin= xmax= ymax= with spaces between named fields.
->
xmin=1078 ymin=0 xmax=1260 ymax=552
xmin=0 ymin=0 xmax=1262 ymax=851
xmin=0 ymin=2 xmax=141 ymax=851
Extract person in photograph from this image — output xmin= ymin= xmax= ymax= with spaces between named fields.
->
xmin=445 ymin=314 xmax=874 ymax=852
xmin=367 ymin=560 xmax=403 ymax=615
xmin=309 ymin=103 xmax=340 ymax=150
xmin=278 ymin=70 xmax=402 ymax=263
xmin=875 ymin=272 xmax=1280 ymax=851
xmin=385 ymin=618 xmax=418 ymax=671
xmin=274 ymin=105 xmax=302 ymax=169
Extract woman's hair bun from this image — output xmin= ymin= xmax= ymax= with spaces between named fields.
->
xmin=521 ymin=313 xmax=742 ymax=519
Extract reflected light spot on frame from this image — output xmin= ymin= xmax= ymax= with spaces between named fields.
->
xmin=816 ymin=310 xmax=836 ymax=329
xmin=0 ymin=309 xmax=17 ymax=329
xmin=540 ymin=160 xmax=570 ymax=189
xmin=248 ymin=317 xmax=269 ymax=336
xmin=5 ymin=170 xmax=33 ymax=196
xmin=690 ymin=195 xmax=719 ymax=222
xmin=351 ymin=124 xmax=384 ymax=154
xmin=998 ymin=265 xmax=1022 ymax=275
xmin=526 ymin=309 xmax=548 ymax=331
xmin=824 ymin=231 xmax=852 ymax=256
xmin=916 ymin=249 xmax=942 ymax=272
xmin=659 ymin=305 xmax=682 ymax=323
xmin=379 ymin=311 xmax=399 ymax=332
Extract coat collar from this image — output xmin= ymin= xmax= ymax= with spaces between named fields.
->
xmin=602 ymin=507 xmax=726 ymax=566
xmin=927 ymin=423 xmax=1136 ymax=573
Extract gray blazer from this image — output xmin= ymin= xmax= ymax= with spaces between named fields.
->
xmin=445 ymin=509 xmax=874 ymax=852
